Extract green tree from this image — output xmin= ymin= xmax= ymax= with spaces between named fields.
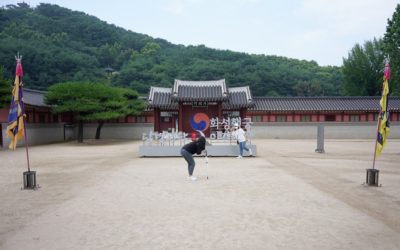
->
xmin=44 ymin=82 xmax=145 ymax=142
xmin=0 ymin=3 xmax=344 ymax=97
xmin=293 ymin=80 xmax=323 ymax=96
xmin=92 ymin=87 xmax=145 ymax=140
xmin=342 ymin=38 xmax=385 ymax=96
xmin=383 ymin=4 xmax=400 ymax=95
xmin=0 ymin=66 xmax=11 ymax=108
xmin=118 ymin=87 xmax=146 ymax=116
xmin=140 ymin=42 xmax=161 ymax=55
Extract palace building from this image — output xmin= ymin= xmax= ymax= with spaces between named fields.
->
xmin=147 ymin=79 xmax=400 ymax=136
xmin=2 ymin=79 xmax=400 ymax=147
xmin=148 ymin=79 xmax=254 ymax=136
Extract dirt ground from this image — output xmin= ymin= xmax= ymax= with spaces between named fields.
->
xmin=0 ymin=139 xmax=399 ymax=250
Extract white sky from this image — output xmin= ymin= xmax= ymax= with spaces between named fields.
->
xmin=2 ymin=0 xmax=399 ymax=66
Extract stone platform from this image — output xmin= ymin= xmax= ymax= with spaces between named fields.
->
xmin=138 ymin=144 xmax=257 ymax=157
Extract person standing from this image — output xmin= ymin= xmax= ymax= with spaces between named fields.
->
xmin=232 ymin=123 xmax=252 ymax=158
xmin=181 ymin=135 xmax=206 ymax=181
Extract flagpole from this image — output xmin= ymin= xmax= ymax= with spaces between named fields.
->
xmin=372 ymin=60 xmax=390 ymax=171
xmin=372 ymin=119 xmax=380 ymax=170
xmin=372 ymin=76 xmax=385 ymax=170
xmin=16 ymin=53 xmax=31 ymax=172
xmin=21 ymin=87 xmax=31 ymax=172
xmin=7 ymin=53 xmax=36 ymax=189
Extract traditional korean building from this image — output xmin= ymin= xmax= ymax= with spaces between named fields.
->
xmin=0 ymin=88 xmax=152 ymax=148
xmin=0 ymin=89 xmax=67 ymax=147
xmin=2 ymin=80 xmax=400 ymax=148
xmin=148 ymin=79 xmax=400 ymax=136
xmin=248 ymin=96 xmax=400 ymax=123
xmin=0 ymin=89 xmax=75 ymax=125
xmin=148 ymin=79 xmax=253 ymax=136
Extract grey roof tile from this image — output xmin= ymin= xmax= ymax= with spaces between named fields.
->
xmin=250 ymin=96 xmax=400 ymax=112
xmin=176 ymin=85 xmax=226 ymax=101
xmin=172 ymin=79 xmax=228 ymax=101
xmin=23 ymin=88 xmax=49 ymax=107
xmin=224 ymin=86 xmax=253 ymax=109
xmin=148 ymin=87 xmax=177 ymax=109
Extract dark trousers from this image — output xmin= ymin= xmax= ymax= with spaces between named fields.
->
xmin=181 ymin=148 xmax=195 ymax=176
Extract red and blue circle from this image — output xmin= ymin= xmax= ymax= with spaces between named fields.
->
xmin=190 ymin=113 xmax=210 ymax=131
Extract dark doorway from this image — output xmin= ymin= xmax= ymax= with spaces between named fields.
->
xmin=0 ymin=124 xmax=3 ymax=148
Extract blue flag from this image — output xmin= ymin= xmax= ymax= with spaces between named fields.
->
xmin=6 ymin=58 xmax=25 ymax=150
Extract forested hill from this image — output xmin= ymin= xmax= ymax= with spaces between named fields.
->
xmin=0 ymin=3 xmax=343 ymax=96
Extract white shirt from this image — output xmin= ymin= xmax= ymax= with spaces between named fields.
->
xmin=233 ymin=128 xmax=246 ymax=142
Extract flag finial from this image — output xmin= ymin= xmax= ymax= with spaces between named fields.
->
xmin=15 ymin=52 xmax=22 ymax=62
xmin=384 ymin=58 xmax=390 ymax=81
xmin=14 ymin=52 xmax=23 ymax=77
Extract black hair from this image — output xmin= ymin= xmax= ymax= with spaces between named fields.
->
xmin=197 ymin=136 xmax=206 ymax=151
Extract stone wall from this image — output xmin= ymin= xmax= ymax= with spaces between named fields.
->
xmin=1 ymin=123 xmax=66 ymax=148
xmin=250 ymin=122 xmax=400 ymax=139
xmin=2 ymin=122 xmax=399 ymax=149
xmin=81 ymin=123 xmax=153 ymax=140
xmin=1 ymin=123 xmax=153 ymax=148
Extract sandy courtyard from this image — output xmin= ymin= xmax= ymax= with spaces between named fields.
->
xmin=0 ymin=139 xmax=400 ymax=250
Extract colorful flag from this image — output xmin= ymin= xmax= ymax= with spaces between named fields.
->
xmin=6 ymin=57 xmax=25 ymax=150
xmin=376 ymin=63 xmax=390 ymax=157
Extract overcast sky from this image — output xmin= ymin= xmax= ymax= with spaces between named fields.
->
xmin=2 ymin=0 xmax=399 ymax=66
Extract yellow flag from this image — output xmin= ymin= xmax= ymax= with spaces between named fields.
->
xmin=376 ymin=65 xmax=390 ymax=157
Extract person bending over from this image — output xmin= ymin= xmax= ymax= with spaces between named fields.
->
xmin=181 ymin=135 xmax=206 ymax=181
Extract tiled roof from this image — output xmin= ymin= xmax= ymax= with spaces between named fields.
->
xmin=148 ymin=80 xmax=252 ymax=109
xmin=149 ymin=82 xmax=254 ymax=108
xmin=148 ymin=87 xmax=177 ymax=109
xmin=225 ymin=86 xmax=253 ymax=109
xmin=250 ymin=96 xmax=400 ymax=112
xmin=172 ymin=79 xmax=228 ymax=101
xmin=23 ymin=88 xmax=49 ymax=107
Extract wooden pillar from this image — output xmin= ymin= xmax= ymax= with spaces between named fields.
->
xmin=179 ymin=102 xmax=183 ymax=132
xmin=153 ymin=108 xmax=160 ymax=132
xmin=240 ymin=108 xmax=247 ymax=120
xmin=218 ymin=102 xmax=222 ymax=119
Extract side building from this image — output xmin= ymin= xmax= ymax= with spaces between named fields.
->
xmin=1 ymin=89 xmax=67 ymax=148
xmin=0 ymin=89 xmax=153 ymax=148
xmin=148 ymin=79 xmax=400 ymax=139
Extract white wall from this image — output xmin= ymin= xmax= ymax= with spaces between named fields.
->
xmin=1 ymin=123 xmax=66 ymax=148
xmin=1 ymin=123 xmax=153 ymax=148
xmin=82 ymin=123 xmax=153 ymax=140
xmin=2 ymin=122 xmax=398 ymax=149
xmin=250 ymin=122 xmax=400 ymax=139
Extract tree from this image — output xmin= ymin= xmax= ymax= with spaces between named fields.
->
xmin=1 ymin=3 xmax=344 ymax=97
xmin=342 ymin=38 xmax=385 ymax=96
xmin=44 ymin=82 xmax=145 ymax=142
xmin=140 ymin=42 xmax=161 ymax=55
xmin=0 ymin=66 xmax=11 ymax=109
xmin=118 ymin=87 xmax=146 ymax=116
xmin=93 ymin=87 xmax=145 ymax=140
xmin=383 ymin=4 xmax=400 ymax=95
xmin=293 ymin=80 xmax=323 ymax=96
